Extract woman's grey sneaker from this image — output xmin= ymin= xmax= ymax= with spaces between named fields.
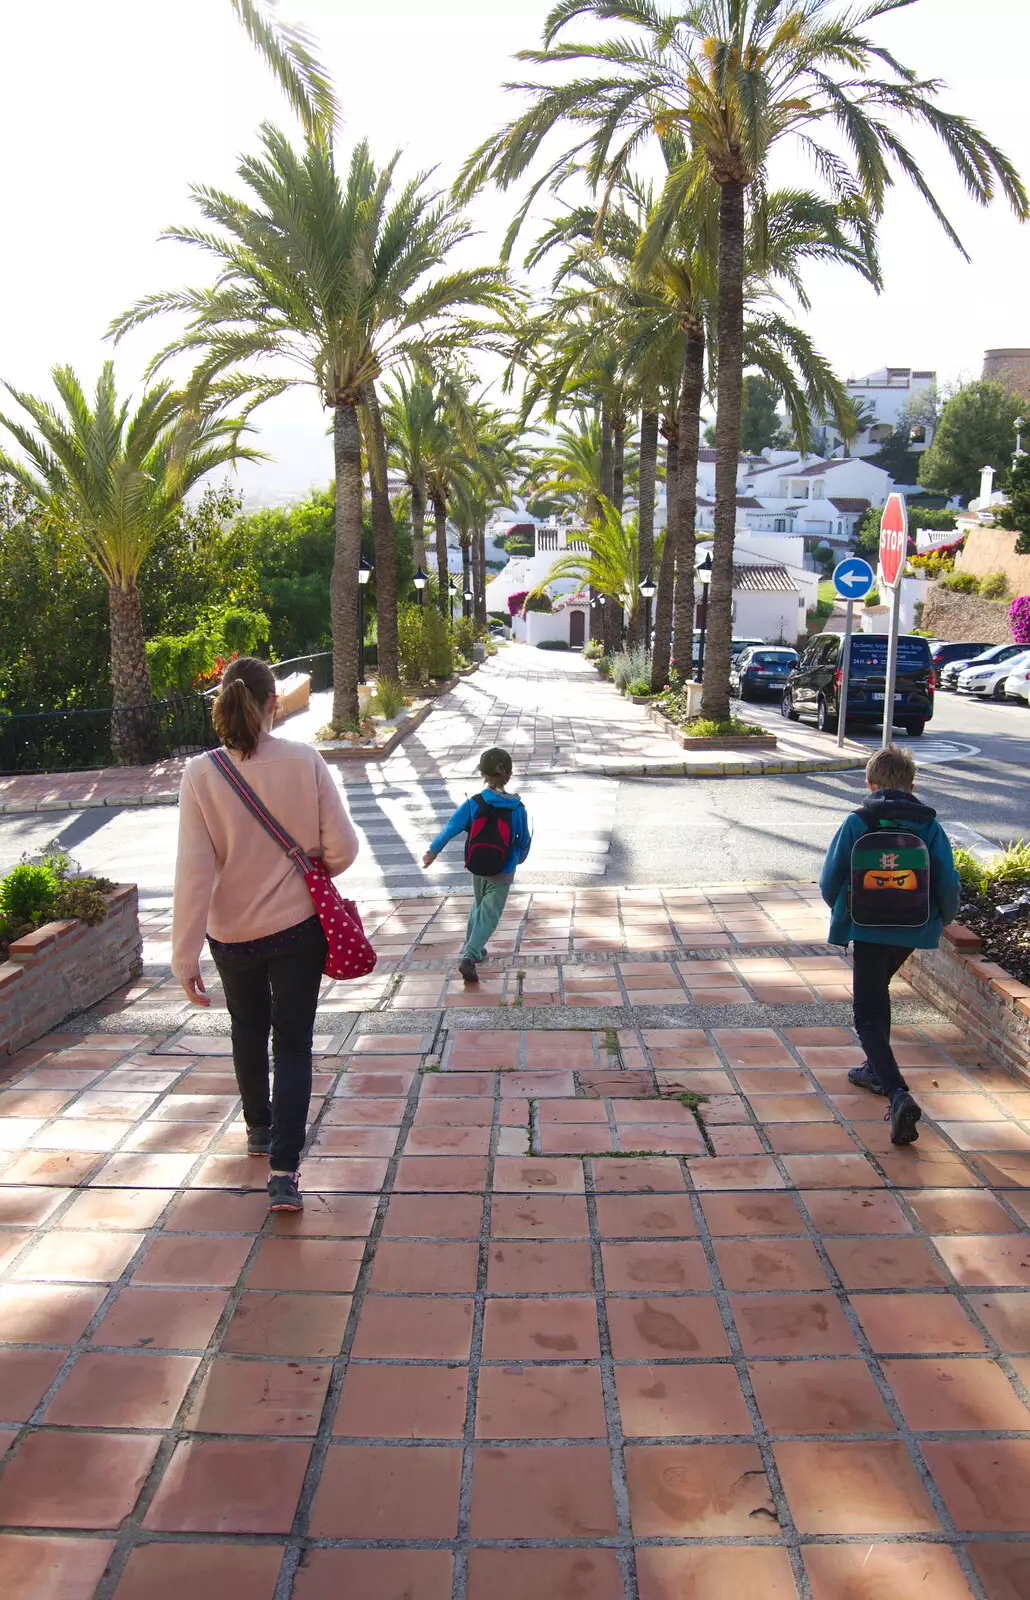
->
xmin=847 ymin=1063 xmax=909 ymax=1097
xmin=458 ymin=958 xmax=479 ymax=983
xmin=247 ymin=1126 xmax=272 ymax=1156
xmin=267 ymin=1173 xmax=303 ymax=1211
xmin=887 ymin=1091 xmax=921 ymax=1146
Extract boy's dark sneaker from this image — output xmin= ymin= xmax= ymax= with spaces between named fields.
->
xmin=847 ymin=1063 xmax=909 ymax=1097
xmin=458 ymin=958 xmax=479 ymax=983
xmin=887 ymin=1090 xmax=921 ymax=1146
xmin=247 ymin=1125 xmax=272 ymax=1156
xmin=267 ymin=1173 xmax=303 ymax=1212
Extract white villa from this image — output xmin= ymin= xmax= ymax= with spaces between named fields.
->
xmin=694 ymin=448 xmax=892 ymax=558
xmin=811 ymin=365 xmax=937 ymax=465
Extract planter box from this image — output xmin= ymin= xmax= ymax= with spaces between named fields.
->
xmin=647 ymin=705 xmax=777 ymax=751
xmin=315 ymin=670 xmax=472 ymax=764
xmin=0 ymin=886 xmax=142 ymax=1057
xmin=905 ymin=922 xmax=1030 ymax=1084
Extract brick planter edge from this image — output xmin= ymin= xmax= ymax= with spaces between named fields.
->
xmin=0 ymin=886 xmax=142 ymax=1056
xmin=905 ymin=920 xmax=1030 ymax=1084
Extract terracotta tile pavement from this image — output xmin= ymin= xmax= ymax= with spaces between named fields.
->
xmin=4 ymin=903 xmax=1030 ymax=1593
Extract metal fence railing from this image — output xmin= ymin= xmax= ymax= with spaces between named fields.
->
xmin=0 ymin=690 xmax=219 ymax=776
xmin=272 ymin=652 xmax=334 ymax=695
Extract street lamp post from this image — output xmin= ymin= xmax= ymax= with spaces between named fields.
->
xmin=413 ymin=566 xmax=428 ymax=609
xmin=639 ymin=573 xmax=656 ymax=652
xmin=357 ymin=559 xmax=372 ymax=683
xmin=696 ymin=553 xmax=713 ymax=679
xmin=1016 ymin=416 xmax=1026 ymax=464
xmin=449 ymin=578 xmax=458 ymax=625
xmin=464 ymin=589 xmax=473 ymax=620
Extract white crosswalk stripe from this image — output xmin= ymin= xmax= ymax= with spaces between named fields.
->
xmin=341 ymin=776 xmax=619 ymax=890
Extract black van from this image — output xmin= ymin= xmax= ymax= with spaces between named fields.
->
xmin=781 ymin=632 xmax=934 ymax=736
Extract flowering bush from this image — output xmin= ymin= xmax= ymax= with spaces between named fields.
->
xmin=1010 ymin=596 xmax=1030 ymax=644
xmin=507 ymin=590 xmax=528 ymax=618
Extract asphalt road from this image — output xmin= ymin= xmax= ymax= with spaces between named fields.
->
xmin=0 ymin=685 xmax=1025 ymax=896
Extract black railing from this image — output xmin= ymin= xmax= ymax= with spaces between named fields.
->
xmin=272 ymin=652 xmax=335 ymax=694
xmin=0 ymin=691 xmax=219 ymax=776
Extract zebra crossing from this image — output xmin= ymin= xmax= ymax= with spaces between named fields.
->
xmin=340 ymin=774 xmax=619 ymax=892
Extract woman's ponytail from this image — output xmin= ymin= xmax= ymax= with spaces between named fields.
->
xmin=212 ymin=657 xmax=277 ymax=758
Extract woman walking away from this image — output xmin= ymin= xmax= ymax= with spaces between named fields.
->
xmin=172 ymin=657 xmax=358 ymax=1212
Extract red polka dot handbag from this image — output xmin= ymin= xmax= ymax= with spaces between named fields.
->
xmin=208 ymin=749 xmax=377 ymax=980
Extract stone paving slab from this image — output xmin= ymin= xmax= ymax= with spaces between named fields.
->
xmin=0 ymin=651 xmax=865 ymax=816
xmin=2 ymin=1011 xmax=1030 ymax=1596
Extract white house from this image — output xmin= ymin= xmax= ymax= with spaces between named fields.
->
xmin=695 ymin=541 xmax=813 ymax=645
xmin=812 ymin=365 xmax=937 ymax=461
xmin=692 ymin=452 xmax=891 ymax=564
xmin=483 ymin=518 xmax=590 ymax=617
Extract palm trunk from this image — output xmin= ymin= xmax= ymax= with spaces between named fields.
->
xmin=650 ymin=425 xmax=678 ymax=692
xmin=330 ymin=401 xmax=362 ymax=729
xmin=461 ymin=541 xmax=471 ymax=615
xmin=411 ymin=484 xmax=428 ymax=572
xmin=630 ymin=407 xmax=659 ymax=651
xmin=432 ymin=494 xmax=449 ymax=617
xmin=108 ymin=579 xmax=160 ymax=765
xmin=703 ymin=180 xmax=746 ymax=724
xmin=600 ymin=401 xmax=614 ymax=504
xmin=474 ymin=525 xmax=487 ymax=625
xmin=672 ymin=323 xmax=705 ymax=682
xmin=612 ymin=408 xmax=625 ymax=515
xmin=362 ymin=381 xmax=398 ymax=682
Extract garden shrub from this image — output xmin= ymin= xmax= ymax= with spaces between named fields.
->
xmin=979 ymin=570 xmax=1011 ymax=600
xmin=536 ymin=639 xmax=570 ymax=651
xmin=583 ymin=638 xmax=604 ymax=660
xmin=0 ymin=862 xmax=60 ymax=929
xmin=397 ymin=605 xmax=454 ymax=683
xmin=1010 ymin=596 xmax=1030 ymax=645
xmin=146 ymin=605 xmax=269 ymax=698
xmin=608 ymin=645 xmax=651 ymax=692
xmin=507 ymin=591 xmax=528 ymax=618
xmin=371 ymin=678 xmax=407 ymax=719
xmin=523 ymin=591 xmax=553 ymax=614
xmin=452 ymin=616 xmax=480 ymax=658
xmin=938 ymin=571 xmax=980 ymax=594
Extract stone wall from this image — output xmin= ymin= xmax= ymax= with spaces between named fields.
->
xmin=905 ymin=924 xmax=1030 ymax=1085
xmin=955 ymin=525 xmax=1030 ymax=597
xmin=0 ymin=887 xmax=142 ymax=1056
xmin=921 ymin=587 xmax=1011 ymax=645
xmin=982 ymin=348 xmax=1030 ymax=404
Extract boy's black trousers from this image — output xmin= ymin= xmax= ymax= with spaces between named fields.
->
xmin=851 ymin=941 xmax=911 ymax=1097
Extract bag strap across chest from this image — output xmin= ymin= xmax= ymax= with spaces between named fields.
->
xmin=207 ymin=748 xmax=314 ymax=874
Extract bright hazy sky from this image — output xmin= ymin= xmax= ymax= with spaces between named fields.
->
xmin=2 ymin=0 xmax=1028 ymax=502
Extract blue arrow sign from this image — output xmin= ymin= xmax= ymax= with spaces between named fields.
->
xmin=832 ymin=556 xmax=875 ymax=600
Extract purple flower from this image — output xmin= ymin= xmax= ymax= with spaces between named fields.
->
xmin=1010 ymin=596 xmax=1030 ymax=644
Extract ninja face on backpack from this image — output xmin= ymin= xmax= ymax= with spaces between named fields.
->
xmin=850 ymin=830 xmax=930 ymax=930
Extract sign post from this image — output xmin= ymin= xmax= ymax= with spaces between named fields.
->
xmin=831 ymin=557 xmax=875 ymax=749
xmin=878 ymin=493 xmax=909 ymax=749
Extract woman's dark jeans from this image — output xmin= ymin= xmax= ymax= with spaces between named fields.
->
xmin=210 ymin=918 xmax=327 ymax=1172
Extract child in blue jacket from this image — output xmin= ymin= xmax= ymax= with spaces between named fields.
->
xmin=820 ymin=743 xmax=961 ymax=1145
xmin=422 ymin=747 xmax=531 ymax=983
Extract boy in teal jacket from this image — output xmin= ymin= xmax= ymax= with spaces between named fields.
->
xmin=422 ymin=747 xmax=531 ymax=983
xmin=820 ymin=744 xmax=960 ymax=1145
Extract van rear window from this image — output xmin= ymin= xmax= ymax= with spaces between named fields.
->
xmin=849 ymin=639 xmax=931 ymax=673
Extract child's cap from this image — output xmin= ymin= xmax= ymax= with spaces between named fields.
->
xmin=479 ymin=746 xmax=513 ymax=779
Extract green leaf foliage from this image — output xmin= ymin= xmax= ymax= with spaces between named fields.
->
xmin=918 ymin=382 xmax=1025 ymax=501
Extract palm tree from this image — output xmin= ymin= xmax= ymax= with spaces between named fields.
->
xmin=0 ymin=363 xmax=257 ymax=763
xmin=383 ymin=372 xmax=436 ymax=573
xmin=229 ymin=0 xmax=337 ymax=147
xmin=525 ymin=411 xmax=605 ymax=520
xmin=113 ymin=131 xmax=506 ymax=728
xmin=461 ymin=0 xmax=1027 ymax=719
xmin=538 ymin=496 xmax=657 ymax=634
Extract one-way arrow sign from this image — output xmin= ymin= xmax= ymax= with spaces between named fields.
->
xmin=832 ymin=556 xmax=875 ymax=600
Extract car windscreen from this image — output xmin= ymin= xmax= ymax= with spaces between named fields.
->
xmin=750 ymin=652 xmax=796 ymax=666
xmin=848 ymin=639 xmax=931 ymax=676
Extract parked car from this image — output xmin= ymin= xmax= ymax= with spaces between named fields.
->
xmin=957 ymin=649 xmax=1030 ymax=699
xmin=780 ymin=632 xmax=934 ymax=736
xmin=940 ymin=642 xmax=1027 ymax=690
xmin=1003 ymin=660 xmax=1030 ymax=704
xmin=930 ymin=640 xmax=992 ymax=674
xmin=687 ymin=634 xmax=765 ymax=671
xmin=730 ymin=646 xmax=799 ymax=700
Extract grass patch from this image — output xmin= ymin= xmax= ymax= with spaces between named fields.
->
xmin=674 ymin=1091 xmax=710 ymax=1111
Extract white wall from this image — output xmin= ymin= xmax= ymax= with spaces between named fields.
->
xmin=523 ymin=607 xmax=587 ymax=646
xmin=732 ymin=591 xmax=807 ymax=644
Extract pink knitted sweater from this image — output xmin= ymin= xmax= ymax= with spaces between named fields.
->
xmin=171 ymin=734 xmax=359 ymax=980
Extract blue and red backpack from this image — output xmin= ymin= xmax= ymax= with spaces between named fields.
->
xmin=464 ymin=795 xmax=513 ymax=876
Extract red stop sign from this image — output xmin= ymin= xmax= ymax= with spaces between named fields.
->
xmin=879 ymin=492 xmax=908 ymax=589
